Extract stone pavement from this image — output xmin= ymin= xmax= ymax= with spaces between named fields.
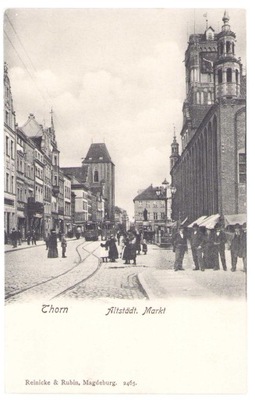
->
xmin=137 ymin=244 xmax=246 ymax=300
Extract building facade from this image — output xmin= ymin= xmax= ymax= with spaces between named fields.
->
xmin=133 ymin=185 xmax=167 ymax=231
xmin=170 ymin=11 xmax=246 ymax=222
xmin=4 ymin=63 xmax=17 ymax=237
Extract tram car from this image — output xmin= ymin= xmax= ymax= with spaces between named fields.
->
xmin=84 ymin=222 xmax=99 ymax=241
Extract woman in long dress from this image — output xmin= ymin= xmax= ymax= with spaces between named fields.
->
xmin=47 ymin=230 xmax=58 ymax=258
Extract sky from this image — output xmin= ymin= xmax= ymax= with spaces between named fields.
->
xmin=3 ymin=7 xmax=246 ymax=219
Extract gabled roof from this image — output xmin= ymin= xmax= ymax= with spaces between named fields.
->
xmin=83 ymin=143 xmax=113 ymax=163
xmin=20 ymin=114 xmax=44 ymax=138
xmin=133 ymin=185 xmax=165 ymax=202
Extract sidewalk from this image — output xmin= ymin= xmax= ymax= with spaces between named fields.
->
xmin=4 ymin=237 xmax=77 ymax=253
xmin=137 ymin=244 xmax=246 ymax=300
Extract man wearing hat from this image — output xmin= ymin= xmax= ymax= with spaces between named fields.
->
xmin=230 ymin=224 xmax=244 ymax=271
xmin=173 ymin=225 xmax=188 ymax=271
xmin=214 ymin=223 xmax=227 ymax=271
xmin=190 ymin=223 xmax=204 ymax=271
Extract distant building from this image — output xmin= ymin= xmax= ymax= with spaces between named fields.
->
xmin=133 ymin=185 xmax=166 ymax=231
xmin=170 ymin=11 xmax=246 ymax=222
xmin=63 ymin=174 xmax=72 ymax=234
xmin=82 ymin=143 xmax=115 ymax=222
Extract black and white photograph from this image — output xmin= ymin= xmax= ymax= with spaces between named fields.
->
xmin=2 ymin=1 xmax=252 ymax=396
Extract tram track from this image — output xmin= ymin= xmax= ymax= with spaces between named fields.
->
xmin=5 ymin=240 xmax=101 ymax=302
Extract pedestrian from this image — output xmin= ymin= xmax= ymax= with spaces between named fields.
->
xmin=119 ymin=234 xmax=125 ymax=258
xmin=116 ymin=231 xmax=121 ymax=246
xmin=135 ymin=231 xmax=141 ymax=255
xmin=106 ymin=235 xmax=118 ymax=262
xmin=61 ymin=234 xmax=67 ymax=258
xmin=122 ymin=237 xmax=131 ymax=264
xmin=173 ymin=225 xmax=188 ymax=271
xmin=203 ymin=228 xmax=219 ymax=270
xmin=241 ymin=223 xmax=247 ymax=272
xmin=76 ymin=226 xmax=81 ymax=239
xmin=26 ymin=230 xmax=31 ymax=245
xmin=190 ymin=223 xmax=204 ymax=271
xmin=129 ymin=235 xmax=137 ymax=265
xmin=47 ymin=229 xmax=58 ymax=258
xmin=142 ymin=238 xmax=148 ymax=255
xmin=100 ymin=240 xmax=109 ymax=263
xmin=11 ymin=228 xmax=18 ymax=248
xmin=230 ymin=224 xmax=245 ymax=272
xmin=31 ymin=229 xmax=37 ymax=245
xmin=214 ymin=223 xmax=227 ymax=271
xmin=45 ymin=234 xmax=49 ymax=250
xmin=17 ymin=229 xmax=22 ymax=245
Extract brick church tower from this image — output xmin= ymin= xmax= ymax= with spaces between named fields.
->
xmin=82 ymin=143 xmax=115 ymax=222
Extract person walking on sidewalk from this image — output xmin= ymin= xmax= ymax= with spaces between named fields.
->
xmin=214 ymin=223 xmax=227 ymax=271
xmin=190 ymin=223 xmax=204 ymax=271
xmin=31 ymin=229 xmax=37 ymax=245
xmin=61 ymin=234 xmax=67 ymax=258
xmin=173 ymin=225 xmax=188 ymax=271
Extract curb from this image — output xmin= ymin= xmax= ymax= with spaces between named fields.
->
xmin=137 ymin=271 xmax=157 ymax=301
xmin=4 ymin=237 xmax=80 ymax=254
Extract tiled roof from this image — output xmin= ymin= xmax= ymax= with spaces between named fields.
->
xmin=83 ymin=143 xmax=112 ymax=163
xmin=20 ymin=114 xmax=44 ymax=138
xmin=62 ymin=166 xmax=88 ymax=183
xmin=133 ymin=185 xmax=166 ymax=202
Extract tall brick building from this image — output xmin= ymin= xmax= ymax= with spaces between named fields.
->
xmin=170 ymin=11 xmax=246 ymax=222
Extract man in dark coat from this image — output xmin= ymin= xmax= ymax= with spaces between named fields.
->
xmin=190 ymin=223 xmax=204 ymax=271
xmin=214 ymin=223 xmax=227 ymax=271
xmin=203 ymin=228 xmax=219 ymax=270
xmin=11 ymin=228 xmax=18 ymax=248
xmin=230 ymin=224 xmax=246 ymax=272
xmin=173 ymin=226 xmax=188 ymax=271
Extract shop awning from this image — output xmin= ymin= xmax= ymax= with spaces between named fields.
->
xmin=188 ymin=215 xmax=208 ymax=228
xmin=224 ymin=214 xmax=246 ymax=227
xmin=199 ymin=214 xmax=221 ymax=229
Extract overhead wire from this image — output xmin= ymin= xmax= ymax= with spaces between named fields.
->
xmin=4 ymin=15 xmax=65 ymax=130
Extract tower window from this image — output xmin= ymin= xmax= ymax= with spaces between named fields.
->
xmin=239 ymin=153 xmax=246 ymax=183
xmin=220 ymin=43 xmax=224 ymax=55
xmin=94 ymin=170 xmax=99 ymax=182
xmin=227 ymin=68 xmax=232 ymax=83
xmin=232 ymin=43 xmax=235 ymax=54
xmin=235 ymin=69 xmax=239 ymax=83
xmin=218 ymin=69 xmax=223 ymax=84
xmin=226 ymin=41 xmax=231 ymax=53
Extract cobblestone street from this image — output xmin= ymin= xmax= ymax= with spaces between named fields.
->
xmin=5 ymin=239 xmax=246 ymax=303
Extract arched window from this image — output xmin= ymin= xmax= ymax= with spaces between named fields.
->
xmin=226 ymin=41 xmax=231 ymax=53
xmin=208 ymin=91 xmax=212 ymax=105
xmin=201 ymin=91 xmax=204 ymax=104
xmin=232 ymin=43 xmax=235 ymax=54
xmin=227 ymin=68 xmax=232 ymax=83
xmin=218 ymin=69 xmax=223 ymax=84
xmin=94 ymin=170 xmax=99 ymax=182
xmin=235 ymin=69 xmax=239 ymax=83
xmin=196 ymin=91 xmax=200 ymax=104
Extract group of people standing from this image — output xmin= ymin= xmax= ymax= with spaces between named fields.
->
xmin=173 ymin=222 xmax=247 ymax=272
xmin=46 ymin=230 xmax=67 ymax=259
xmin=100 ymin=230 xmax=148 ymax=265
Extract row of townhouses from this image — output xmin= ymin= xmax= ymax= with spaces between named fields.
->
xmin=4 ymin=62 xmax=127 ymax=242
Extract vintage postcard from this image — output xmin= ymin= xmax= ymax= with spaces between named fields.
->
xmin=2 ymin=2 xmax=252 ymax=397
